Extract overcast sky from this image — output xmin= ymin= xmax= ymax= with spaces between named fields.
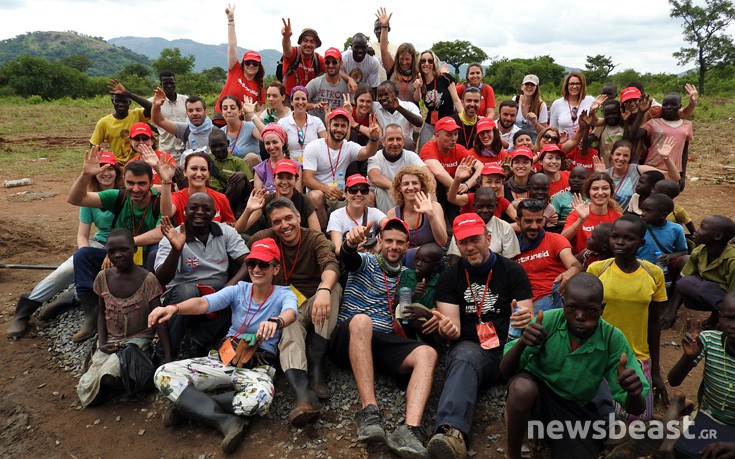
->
xmin=2 ymin=0 xmax=731 ymax=75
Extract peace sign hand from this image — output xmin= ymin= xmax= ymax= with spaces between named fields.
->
xmin=281 ymin=18 xmax=292 ymax=38
xmin=225 ymin=3 xmax=235 ymax=21
xmin=368 ymin=114 xmax=381 ymax=139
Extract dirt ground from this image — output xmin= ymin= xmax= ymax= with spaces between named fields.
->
xmin=1 ymin=132 xmax=733 ymax=458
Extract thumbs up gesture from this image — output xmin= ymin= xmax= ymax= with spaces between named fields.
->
xmin=519 ymin=309 xmax=547 ymax=347
xmin=616 ymin=353 xmax=643 ymax=396
xmin=345 ymin=220 xmax=375 ymax=249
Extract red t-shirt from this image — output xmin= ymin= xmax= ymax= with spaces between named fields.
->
xmin=456 ymin=84 xmax=496 ymax=115
xmin=460 ymin=193 xmax=511 ymax=218
xmin=419 ymin=141 xmax=471 ymax=178
xmin=515 ymin=232 xmax=572 ymax=301
xmin=282 ymin=46 xmax=325 ymax=95
xmin=566 ymin=147 xmax=599 ymax=173
xmin=564 ymin=208 xmax=622 ymax=254
xmin=216 ymin=62 xmax=265 ymax=113
xmin=129 ymin=150 xmax=176 ymax=185
xmin=171 ymin=188 xmax=235 ymax=225
xmin=548 ymin=170 xmax=570 ymax=200
xmin=471 ymin=148 xmax=508 ymax=166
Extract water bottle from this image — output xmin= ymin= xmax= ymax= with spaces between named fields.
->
xmin=654 ymin=251 xmax=672 ymax=288
xmin=508 ymin=307 xmax=523 ymax=339
xmin=398 ymin=287 xmax=412 ymax=324
xmin=336 ymin=172 xmax=345 ymax=191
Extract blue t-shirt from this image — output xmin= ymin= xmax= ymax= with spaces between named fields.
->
xmin=205 ymin=282 xmax=298 ymax=355
xmin=79 ymin=206 xmax=115 ymax=243
xmin=221 ymin=123 xmax=259 ymax=159
xmin=638 ymin=221 xmax=688 ymax=264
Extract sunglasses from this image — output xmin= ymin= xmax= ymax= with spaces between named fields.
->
xmin=420 ymin=58 xmax=434 ymax=64
xmin=245 ymin=259 xmax=273 ymax=269
xmin=542 ymin=133 xmax=560 ymax=142
xmin=297 ymin=129 xmax=305 ymax=146
xmin=243 ymin=60 xmax=260 ymax=67
xmin=347 ymin=186 xmax=370 ymax=195
xmin=325 ymin=59 xmax=339 ymax=66
xmin=132 ymin=135 xmax=151 ymax=142
xmin=570 ymin=106 xmax=579 ymax=123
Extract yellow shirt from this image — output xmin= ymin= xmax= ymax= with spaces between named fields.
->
xmin=89 ymin=108 xmax=148 ymax=164
xmin=587 ymin=260 xmax=667 ymax=360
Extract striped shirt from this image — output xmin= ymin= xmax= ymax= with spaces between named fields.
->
xmin=339 ymin=253 xmax=405 ymax=334
xmin=695 ymin=330 xmax=735 ymax=424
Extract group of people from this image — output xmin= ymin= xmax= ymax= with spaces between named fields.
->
xmin=5 ymin=6 xmax=735 ymax=459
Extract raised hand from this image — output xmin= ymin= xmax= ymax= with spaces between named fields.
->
xmin=375 ymin=7 xmax=392 ymax=26
xmin=153 ymin=87 xmax=166 ymax=108
xmin=158 ymin=162 xmax=176 ymax=183
xmin=616 ymin=353 xmax=643 ymax=396
xmin=684 ymin=83 xmax=698 ymax=104
xmin=107 ymin=79 xmax=126 ymax=95
xmin=368 ymin=114 xmax=382 ymax=140
xmin=139 ymin=144 xmax=159 ymax=169
xmin=658 ymin=136 xmax=677 ymax=160
xmin=454 ymin=156 xmax=474 ymax=182
xmin=387 ymin=90 xmax=399 ymax=110
xmin=225 ymin=3 xmax=235 ymax=21
xmin=242 ymin=96 xmax=256 ymax=118
xmin=638 ymin=95 xmax=652 ymax=113
xmin=519 ymin=310 xmax=546 ymax=347
xmin=82 ymin=146 xmax=109 ymax=176
xmin=281 ymin=18 xmax=292 ymax=38
xmin=572 ymin=193 xmax=590 ymax=221
xmin=592 ymin=155 xmax=607 ymax=173
xmin=414 ymin=191 xmax=435 ymax=216
xmin=245 ymin=188 xmax=267 ymax=212
xmin=413 ymin=74 xmax=423 ymax=90
xmin=578 ymin=109 xmax=592 ymax=130
xmin=620 ymin=104 xmax=631 ymax=122
xmin=346 ymin=220 xmax=375 ymax=248
xmin=682 ymin=318 xmax=703 ymax=357
xmin=590 ymin=94 xmax=608 ymax=112
xmin=160 ymin=216 xmax=187 ymax=251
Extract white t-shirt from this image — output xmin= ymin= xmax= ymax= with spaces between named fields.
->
xmin=342 ymin=50 xmax=381 ymax=88
xmin=496 ymin=122 xmax=521 ymax=151
xmin=512 ymin=95 xmax=549 ymax=134
xmin=278 ymin=113 xmax=326 ymax=162
xmin=549 ymin=95 xmax=595 ymax=138
xmin=302 ymin=138 xmax=363 ymax=185
xmin=372 ymin=101 xmax=422 ymax=135
xmin=327 ymin=206 xmax=386 ymax=235
xmin=367 ymin=149 xmax=425 ymax=185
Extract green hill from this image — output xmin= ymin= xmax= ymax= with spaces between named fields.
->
xmin=0 ymin=31 xmax=151 ymax=77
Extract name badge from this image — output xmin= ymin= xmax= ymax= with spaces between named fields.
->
xmin=133 ymin=246 xmax=144 ymax=266
xmin=476 ymin=322 xmax=500 ymax=350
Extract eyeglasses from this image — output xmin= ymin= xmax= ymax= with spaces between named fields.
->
xmin=132 ymin=135 xmax=151 ymax=142
xmin=245 ymin=259 xmax=273 ymax=269
xmin=325 ymin=59 xmax=339 ymax=66
xmin=542 ymin=133 xmax=560 ymax=142
xmin=347 ymin=186 xmax=370 ymax=195
xmin=568 ymin=82 xmax=582 ymax=87
xmin=570 ymin=106 xmax=579 ymax=123
xmin=420 ymin=58 xmax=434 ymax=64
xmin=297 ymin=129 xmax=305 ymax=146
xmin=243 ymin=60 xmax=260 ymax=67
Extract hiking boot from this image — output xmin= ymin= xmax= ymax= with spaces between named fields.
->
xmin=427 ymin=426 xmax=467 ymax=459
xmin=355 ymin=404 xmax=385 ymax=444
xmin=72 ymin=292 xmax=99 ymax=343
xmin=6 ymin=295 xmax=42 ymax=338
xmin=386 ymin=424 xmax=428 ymax=458
xmin=306 ymin=334 xmax=331 ymax=399
xmin=284 ymin=369 xmax=322 ymax=427
xmin=38 ymin=288 xmax=77 ymax=321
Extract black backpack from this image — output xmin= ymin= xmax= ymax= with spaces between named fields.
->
xmin=280 ymin=48 xmax=323 ymax=82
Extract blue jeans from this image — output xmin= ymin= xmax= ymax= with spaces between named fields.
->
xmin=73 ymin=247 xmax=107 ymax=296
xmin=533 ymin=283 xmax=563 ymax=312
xmin=434 ymin=340 xmax=503 ymax=445
xmin=30 ymin=240 xmax=104 ymax=302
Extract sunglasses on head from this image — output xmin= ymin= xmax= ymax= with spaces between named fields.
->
xmin=420 ymin=58 xmax=434 ymax=64
xmin=297 ymin=129 xmax=305 ymax=146
xmin=243 ymin=60 xmax=259 ymax=67
xmin=542 ymin=133 xmax=560 ymax=142
xmin=347 ymin=186 xmax=370 ymax=195
xmin=132 ymin=135 xmax=151 ymax=142
xmin=245 ymin=259 xmax=273 ymax=269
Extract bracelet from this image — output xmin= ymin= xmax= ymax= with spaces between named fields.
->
xmin=228 ymin=20 xmax=234 ymax=23
xmin=381 ymin=25 xmax=389 ymax=28
xmin=317 ymin=287 xmax=331 ymax=293
xmin=268 ymin=317 xmax=285 ymax=330
xmin=368 ymin=136 xmax=380 ymax=143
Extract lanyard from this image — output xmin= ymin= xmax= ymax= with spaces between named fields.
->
xmin=381 ymin=271 xmax=400 ymax=317
xmin=464 ymin=267 xmax=493 ymax=324
xmin=613 ymin=164 xmax=630 ymax=197
xmin=345 ymin=207 xmax=365 ymax=227
xmin=129 ymin=193 xmax=151 ymax=237
xmin=228 ymin=122 xmax=243 ymax=156
xmin=278 ymin=231 xmax=302 ymax=284
xmin=326 ymin=142 xmax=343 ymax=182
xmin=233 ymin=285 xmax=275 ymax=337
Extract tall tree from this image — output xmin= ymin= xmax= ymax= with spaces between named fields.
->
xmin=151 ymin=47 xmax=195 ymax=76
xmin=58 ymin=54 xmax=93 ymax=73
xmin=669 ymin=0 xmax=735 ymax=94
xmin=584 ymin=54 xmax=618 ymax=83
xmin=431 ymin=40 xmax=488 ymax=75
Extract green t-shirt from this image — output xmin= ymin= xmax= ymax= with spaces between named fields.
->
xmin=399 ymin=270 xmax=439 ymax=309
xmin=207 ymin=153 xmax=253 ymax=192
xmin=98 ymin=189 xmax=161 ymax=236
xmin=79 ymin=206 xmax=114 ymax=243
xmin=503 ymin=308 xmax=650 ymax=406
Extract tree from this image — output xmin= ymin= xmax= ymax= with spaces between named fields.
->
xmin=584 ymin=54 xmax=618 ymax=83
xmin=116 ymin=63 xmax=151 ymax=80
xmin=151 ymin=47 xmax=195 ymax=76
xmin=201 ymin=66 xmax=227 ymax=85
xmin=431 ymin=40 xmax=488 ymax=74
xmin=58 ymin=54 xmax=93 ymax=73
xmin=0 ymin=55 xmax=91 ymax=99
xmin=669 ymin=0 xmax=735 ymax=94
xmin=484 ymin=56 xmax=565 ymax=95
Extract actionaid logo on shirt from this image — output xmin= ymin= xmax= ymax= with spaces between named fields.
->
xmin=517 ymin=250 xmax=550 ymax=264
xmin=582 ymin=225 xmax=596 ymax=232
xmin=443 ymin=161 xmax=459 ymax=168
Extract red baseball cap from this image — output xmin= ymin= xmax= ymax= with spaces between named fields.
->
xmin=453 ymin=213 xmax=486 ymax=241
xmin=620 ymin=87 xmax=641 ymax=103
xmin=345 ymin=174 xmax=368 ymax=188
xmin=328 ymin=107 xmax=351 ymax=121
xmin=476 ymin=118 xmax=496 ymax=133
xmin=480 ymin=163 xmax=505 ymax=176
xmin=247 ymin=237 xmax=281 ymax=263
xmin=539 ymin=143 xmax=564 ymax=159
xmin=130 ymin=122 xmax=153 ymax=138
xmin=242 ymin=50 xmax=261 ymax=63
xmin=381 ymin=217 xmax=410 ymax=234
xmin=512 ymin=146 xmax=535 ymax=162
xmin=324 ymin=47 xmax=342 ymax=60
xmin=273 ymin=159 xmax=298 ymax=176
xmin=99 ymin=151 xmax=118 ymax=166
xmin=435 ymin=116 xmax=460 ymax=133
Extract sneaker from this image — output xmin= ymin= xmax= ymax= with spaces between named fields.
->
xmin=355 ymin=404 xmax=385 ymax=443
xmin=386 ymin=424 xmax=428 ymax=458
xmin=427 ymin=426 xmax=467 ymax=459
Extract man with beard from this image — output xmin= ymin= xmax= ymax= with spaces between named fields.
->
xmin=148 ymin=71 xmax=188 ymax=158
xmin=248 ymin=198 xmax=342 ymax=427
xmin=330 ymin=218 xmax=439 ymax=457
xmin=152 ymin=88 xmax=214 ymax=156
xmin=495 ymin=100 xmax=521 ymax=151
xmin=367 ymin=124 xmax=430 ymax=213
xmin=342 ymin=33 xmax=381 ymax=92
xmin=452 ymin=87 xmax=483 ymax=149
xmin=514 ymin=199 xmax=582 ymax=312
xmin=302 ymin=108 xmax=381 ymax=229
xmin=153 ymin=192 xmax=249 ymax=361
xmin=306 ymin=47 xmax=349 ymax=123
xmin=90 ymin=79 xmax=153 ymax=165
xmin=372 ymin=81 xmax=423 ymax=152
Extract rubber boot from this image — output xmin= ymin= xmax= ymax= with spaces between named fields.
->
xmin=285 ymin=369 xmax=322 ymax=427
xmin=72 ymin=292 xmax=99 ymax=343
xmin=38 ymin=287 xmax=77 ymax=321
xmin=306 ymin=334 xmax=331 ymax=399
xmin=6 ymin=294 xmax=42 ymax=338
xmin=173 ymin=385 xmax=248 ymax=454
xmin=164 ymin=391 xmax=237 ymax=427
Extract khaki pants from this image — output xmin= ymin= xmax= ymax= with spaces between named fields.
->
xmin=278 ymin=284 xmax=342 ymax=371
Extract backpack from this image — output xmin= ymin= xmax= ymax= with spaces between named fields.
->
xmin=282 ymin=48 xmax=322 ymax=81
xmin=109 ymin=189 xmax=161 ymax=230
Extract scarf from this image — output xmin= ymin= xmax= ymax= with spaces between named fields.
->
xmin=518 ymin=229 xmax=546 ymax=253
xmin=461 ymin=252 xmax=496 ymax=276
xmin=376 ymin=253 xmax=402 ymax=277
xmin=507 ymin=177 xmax=529 ymax=195
xmin=480 ymin=147 xmax=499 ymax=158
xmin=185 ymin=116 xmax=213 ymax=150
